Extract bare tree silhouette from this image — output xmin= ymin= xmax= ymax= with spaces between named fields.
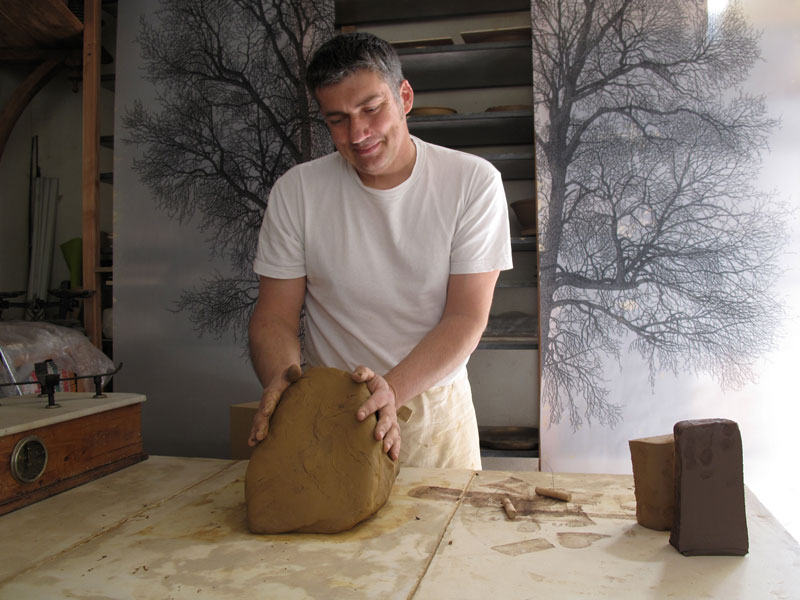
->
xmin=123 ymin=0 xmax=333 ymax=342
xmin=532 ymin=0 xmax=786 ymax=428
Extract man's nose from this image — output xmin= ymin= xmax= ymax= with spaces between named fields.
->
xmin=349 ymin=114 xmax=369 ymax=144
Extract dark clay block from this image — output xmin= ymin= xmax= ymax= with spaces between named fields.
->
xmin=669 ymin=419 xmax=748 ymax=556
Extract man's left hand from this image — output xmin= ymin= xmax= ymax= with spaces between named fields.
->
xmin=351 ymin=365 xmax=401 ymax=461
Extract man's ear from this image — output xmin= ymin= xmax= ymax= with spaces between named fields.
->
xmin=399 ymin=79 xmax=414 ymax=115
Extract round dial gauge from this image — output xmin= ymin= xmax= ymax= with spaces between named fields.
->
xmin=11 ymin=435 xmax=48 ymax=484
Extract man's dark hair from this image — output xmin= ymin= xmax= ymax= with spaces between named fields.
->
xmin=306 ymin=32 xmax=405 ymax=101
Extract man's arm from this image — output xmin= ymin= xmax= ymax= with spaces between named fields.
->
xmin=247 ymin=275 xmax=306 ymax=446
xmin=354 ymin=270 xmax=499 ymax=458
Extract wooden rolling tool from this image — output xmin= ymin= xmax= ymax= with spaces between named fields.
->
xmin=535 ymin=486 xmax=572 ymax=502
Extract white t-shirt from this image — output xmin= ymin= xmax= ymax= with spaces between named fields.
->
xmin=253 ymin=136 xmax=513 ymax=387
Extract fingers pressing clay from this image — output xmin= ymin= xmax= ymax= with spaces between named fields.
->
xmin=248 ymin=390 xmax=281 ymax=447
xmin=285 ymin=364 xmax=302 ymax=383
xmin=351 ymin=365 xmax=375 ymax=383
xmin=383 ymin=426 xmax=401 ymax=461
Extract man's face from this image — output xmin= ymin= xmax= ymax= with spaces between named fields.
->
xmin=316 ymin=69 xmax=415 ymax=189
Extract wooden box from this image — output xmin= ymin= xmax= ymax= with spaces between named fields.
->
xmin=0 ymin=392 xmax=146 ymax=515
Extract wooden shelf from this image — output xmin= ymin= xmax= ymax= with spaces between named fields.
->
xmin=511 ymin=236 xmax=537 ymax=252
xmin=409 ymin=110 xmax=533 ymax=147
xmin=335 ymin=0 xmax=530 ymax=26
xmin=481 ymin=311 xmax=538 ymax=349
xmin=399 ymin=41 xmax=532 ymax=91
xmin=478 ymin=335 xmax=538 ymax=350
xmin=496 ymin=279 xmax=537 ymax=288
xmin=482 ymin=152 xmax=535 ymax=180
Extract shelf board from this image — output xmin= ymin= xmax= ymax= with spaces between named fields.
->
xmin=335 ymin=0 xmax=530 ymax=25
xmin=481 ymin=151 xmax=534 ymax=180
xmin=482 ymin=310 xmax=538 ymax=350
xmin=511 ymin=236 xmax=537 ymax=251
xmin=399 ymin=40 xmax=532 ymax=91
xmin=478 ymin=335 xmax=538 ymax=350
xmin=496 ymin=279 xmax=537 ymax=288
xmin=409 ymin=110 xmax=533 ymax=147
xmin=100 ymin=135 xmax=114 ymax=149
xmin=100 ymin=172 xmax=113 ymax=184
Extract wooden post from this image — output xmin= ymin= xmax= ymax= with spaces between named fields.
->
xmin=81 ymin=0 xmax=102 ymax=348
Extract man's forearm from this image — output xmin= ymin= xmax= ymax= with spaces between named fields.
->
xmin=384 ymin=312 xmax=486 ymax=406
xmin=248 ymin=312 xmax=302 ymax=388
xmin=384 ymin=270 xmax=498 ymax=405
xmin=248 ymin=276 xmax=306 ymax=389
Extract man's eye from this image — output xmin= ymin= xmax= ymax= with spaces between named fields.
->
xmin=365 ymin=105 xmax=380 ymax=113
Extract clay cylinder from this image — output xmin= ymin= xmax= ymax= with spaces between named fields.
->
xmin=669 ymin=419 xmax=748 ymax=556
xmin=628 ymin=433 xmax=675 ymax=530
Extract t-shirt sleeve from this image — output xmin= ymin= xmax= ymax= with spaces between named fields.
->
xmin=450 ymin=163 xmax=514 ymax=274
xmin=253 ymin=174 xmax=307 ymax=279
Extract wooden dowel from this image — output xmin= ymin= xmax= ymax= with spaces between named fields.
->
xmin=535 ymin=487 xmax=572 ymax=502
xmin=502 ymin=496 xmax=517 ymax=520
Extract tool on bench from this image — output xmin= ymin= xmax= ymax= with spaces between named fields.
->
xmin=0 ymin=362 xmax=123 ymax=408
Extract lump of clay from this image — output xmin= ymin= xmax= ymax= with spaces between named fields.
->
xmin=628 ymin=433 xmax=675 ymax=530
xmin=245 ymin=367 xmax=399 ymax=534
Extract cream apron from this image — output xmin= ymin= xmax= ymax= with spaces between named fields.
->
xmin=398 ymin=372 xmax=482 ymax=470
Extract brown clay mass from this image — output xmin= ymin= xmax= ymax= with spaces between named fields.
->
xmin=245 ymin=367 xmax=399 ymax=534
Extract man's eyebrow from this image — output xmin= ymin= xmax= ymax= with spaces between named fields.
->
xmin=323 ymin=93 xmax=384 ymax=117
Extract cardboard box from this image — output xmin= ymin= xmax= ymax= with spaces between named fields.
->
xmin=230 ymin=401 xmax=259 ymax=460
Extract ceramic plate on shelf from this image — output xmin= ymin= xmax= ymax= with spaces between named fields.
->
xmin=408 ymin=106 xmax=458 ymax=117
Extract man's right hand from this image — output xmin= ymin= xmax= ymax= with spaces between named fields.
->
xmin=248 ymin=364 xmax=302 ymax=447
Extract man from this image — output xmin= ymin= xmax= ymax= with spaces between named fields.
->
xmin=247 ymin=32 xmax=512 ymax=469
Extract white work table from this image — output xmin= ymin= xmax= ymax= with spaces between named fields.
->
xmin=0 ymin=456 xmax=797 ymax=599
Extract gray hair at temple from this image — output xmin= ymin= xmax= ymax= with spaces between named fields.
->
xmin=305 ymin=32 xmax=405 ymax=104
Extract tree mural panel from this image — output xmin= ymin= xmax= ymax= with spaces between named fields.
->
xmin=123 ymin=0 xmax=334 ymax=343
xmin=532 ymin=0 xmax=786 ymax=429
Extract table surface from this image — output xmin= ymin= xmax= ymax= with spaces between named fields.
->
xmin=0 ymin=456 xmax=797 ymax=599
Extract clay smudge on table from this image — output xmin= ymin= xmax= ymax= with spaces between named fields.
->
xmin=408 ymin=486 xmax=596 ymax=527
xmin=491 ymin=538 xmax=555 ymax=556
xmin=408 ymin=486 xmax=463 ymax=502
xmin=486 ymin=476 xmax=530 ymax=495
xmin=557 ymin=532 xmax=611 ymax=549
xmin=516 ymin=521 xmax=542 ymax=533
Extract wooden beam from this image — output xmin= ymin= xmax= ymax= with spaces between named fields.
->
xmin=0 ymin=48 xmax=79 ymax=63
xmin=0 ymin=0 xmax=83 ymax=48
xmin=0 ymin=58 xmax=62 ymax=162
xmin=81 ymin=0 xmax=102 ymax=348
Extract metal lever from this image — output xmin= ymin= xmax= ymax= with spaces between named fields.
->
xmin=0 ymin=363 xmax=124 ymax=408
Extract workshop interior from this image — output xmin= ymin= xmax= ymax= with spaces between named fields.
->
xmin=1 ymin=0 xmax=799 ymax=597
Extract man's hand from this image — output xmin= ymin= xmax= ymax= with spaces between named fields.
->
xmin=248 ymin=364 xmax=302 ymax=447
xmin=351 ymin=365 xmax=401 ymax=461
